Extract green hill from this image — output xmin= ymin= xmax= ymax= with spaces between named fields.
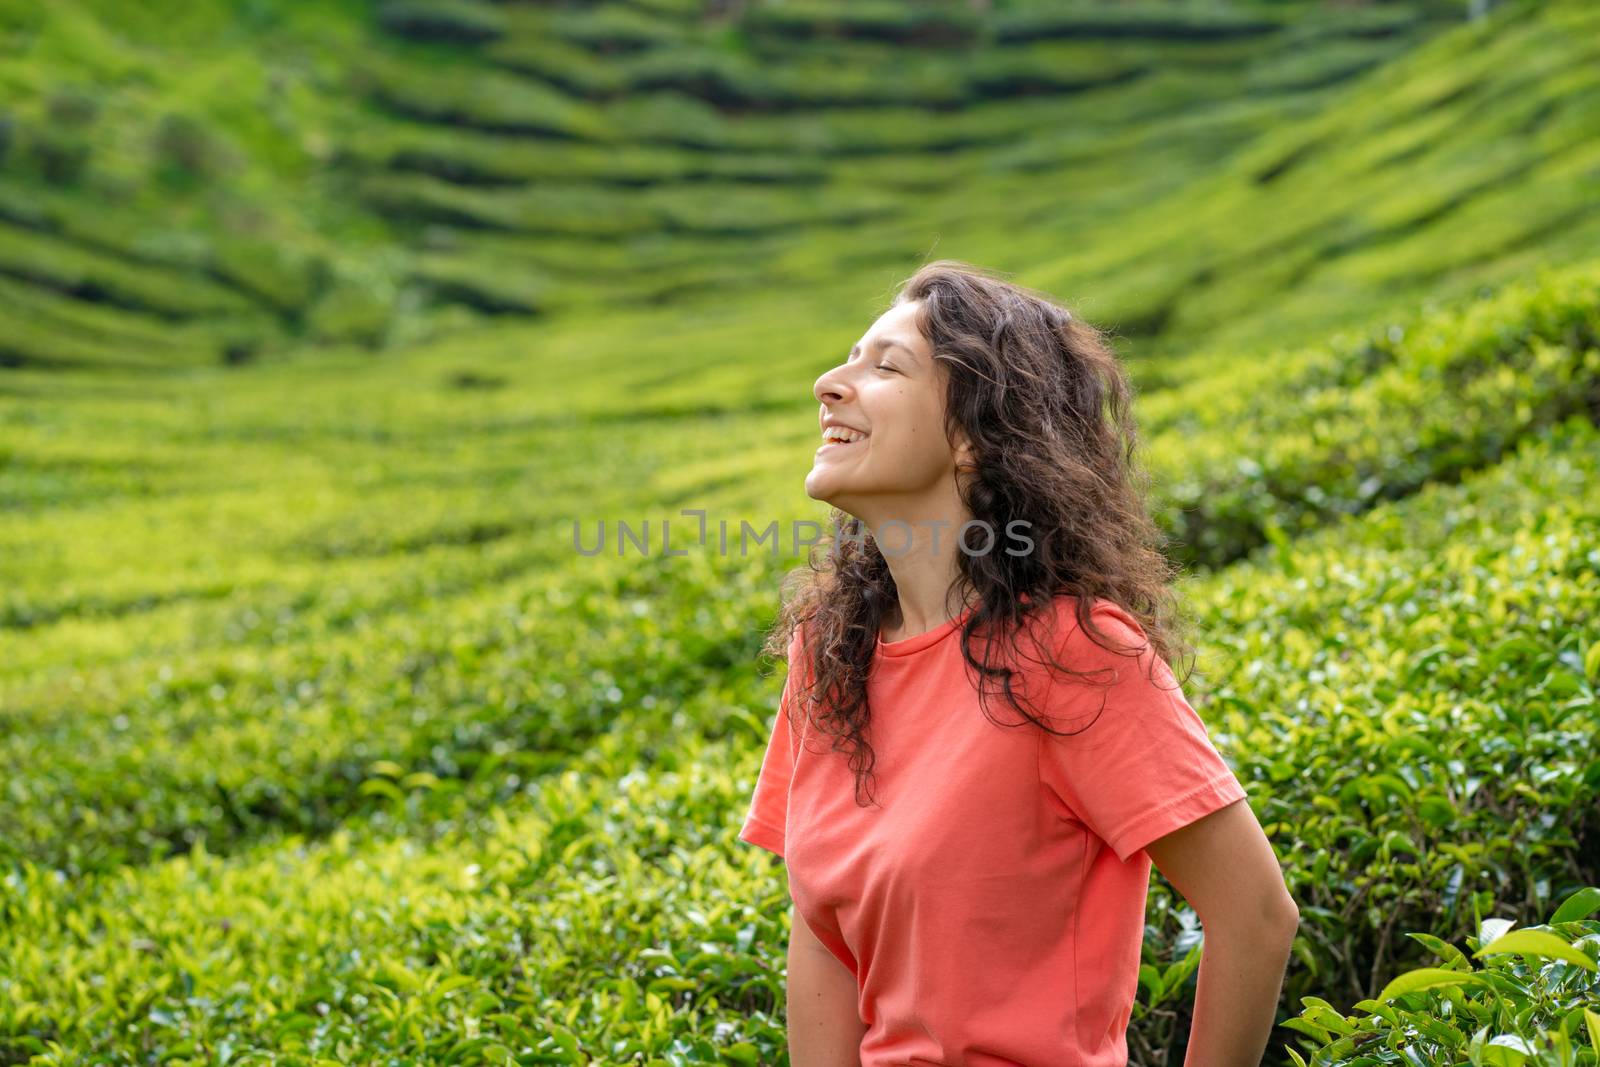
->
xmin=1 ymin=0 xmax=1536 ymax=371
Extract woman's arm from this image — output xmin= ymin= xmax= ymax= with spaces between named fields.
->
xmin=786 ymin=902 xmax=867 ymax=1066
xmin=1185 ymin=917 xmax=1298 ymax=1067
xmin=1145 ymin=798 xmax=1301 ymax=1067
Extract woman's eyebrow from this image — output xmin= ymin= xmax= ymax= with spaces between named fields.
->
xmin=848 ymin=338 xmax=917 ymax=360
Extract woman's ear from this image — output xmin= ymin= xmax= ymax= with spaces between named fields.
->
xmin=953 ymin=432 xmax=979 ymax=476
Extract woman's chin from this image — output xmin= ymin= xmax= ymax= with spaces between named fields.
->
xmin=804 ymin=473 xmax=846 ymax=505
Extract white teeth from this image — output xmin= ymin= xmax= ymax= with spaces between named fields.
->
xmin=822 ymin=428 xmax=866 ymax=445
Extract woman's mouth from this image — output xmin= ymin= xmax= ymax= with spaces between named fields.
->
xmin=817 ymin=431 xmax=868 ymax=454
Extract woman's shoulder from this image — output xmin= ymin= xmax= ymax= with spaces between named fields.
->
xmin=1040 ymin=592 xmax=1149 ymax=647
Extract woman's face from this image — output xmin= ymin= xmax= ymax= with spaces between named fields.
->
xmin=807 ymin=300 xmax=969 ymax=519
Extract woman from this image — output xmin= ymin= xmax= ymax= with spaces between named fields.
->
xmin=738 ymin=260 xmax=1300 ymax=1066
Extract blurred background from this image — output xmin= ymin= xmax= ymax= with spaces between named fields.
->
xmin=2 ymin=0 xmax=1599 ymax=1063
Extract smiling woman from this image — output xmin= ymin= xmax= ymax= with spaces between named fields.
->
xmin=804 ymin=301 xmax=966 ymax=619
xmin=739 ymin=258 xmax=1299 ymax=1067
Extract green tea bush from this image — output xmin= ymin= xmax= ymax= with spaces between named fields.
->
xmin=209 ymin=236 xmax=325 ymax=318
xmin=0 ymin=277 xmax=219 ymax=371
xmin=484 ymin=30 xmax=628 ymax=99
xmin=546 ymin=5 xmax=684 ymax=55
xmin=0 ymin=731 xmax=800 ymax=1065
xmin=301 ymin=266 xmax=395 ymax=349
xmin=994 ymin=4 xmax=1280 ymax=44
xmin=27 ymin=86 xmax=100 ymax=185
xmin=410 ymin=251 xmax=550 ymax=315
xmin=376 ymin=0 xmax=506 ymax=45
xmin=1144 ymin=261 xmax=1600 ymax=571
xmin=0 ymin=218 xmax=260 ymax=319
xmin=357 ymin=173 xmax=656 ymax=237
xmin=150 ymin=111 xmax=228 ymax=185
xmin=1127 ymin=414 xmax=1600 ymax=1062
xmin=351 ymin=53 xmax=615 ymax=141
xmin=0 ymin=524 xmax=785 ymax=874
xmin=737 ymin=2 xmax=982 ymax=48
xmin=1284 ymin=888 xmax=1600 ymax=1066
xmin=619 ymin=48 xmax=780 ymax=112
xmin=341 ymin=118 xmax=708 ymax=187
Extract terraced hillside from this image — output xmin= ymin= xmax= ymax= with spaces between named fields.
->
xmin=3 ymin=0 xmax=1600 ymax=1064
xmin=6 ymin=0 xmax=1576 ymax=376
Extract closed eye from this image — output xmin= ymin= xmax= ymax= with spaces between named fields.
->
xmin=875 ymin=363 xmax=899 ymax=373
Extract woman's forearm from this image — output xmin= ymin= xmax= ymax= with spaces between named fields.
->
xmin=1183 ymin=917 xmax=1299 ymax=1067
xmin=787 ymin=939 xmax=867 ymax=1067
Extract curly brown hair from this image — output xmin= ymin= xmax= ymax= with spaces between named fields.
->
xmin=761 ymin=258 xmax=1199 ymax=809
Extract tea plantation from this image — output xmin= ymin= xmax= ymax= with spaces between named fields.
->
xmin=2 ymin=0 xmax=1599 ymax=1063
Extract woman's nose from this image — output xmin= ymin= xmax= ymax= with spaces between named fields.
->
xmin=814 ymin=364 xmax=852 ymax=405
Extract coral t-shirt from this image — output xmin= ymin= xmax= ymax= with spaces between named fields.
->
xmin=738 ymin=594 xmax=1249 ymax=1067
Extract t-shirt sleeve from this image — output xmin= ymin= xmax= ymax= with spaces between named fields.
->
xmin=737 ymin=627 xmax=805 ymax=860
xmin=1035 ymin=600 xmax=1247 ymax=864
